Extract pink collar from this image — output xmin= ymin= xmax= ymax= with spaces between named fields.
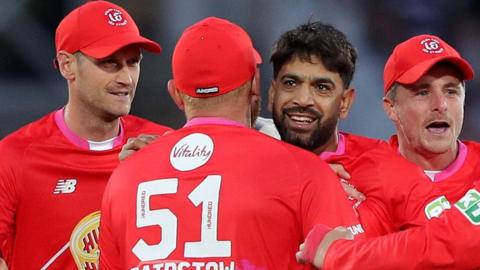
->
xmin=184 ymin=117 xmax=246 ymax=128
xmin=54 ymin=108 xmax=124 ymax=150
xmin=430 ymin=141 xmax=467 ymax=182
xmin=319 ymin=133 xmax=345 ymax=160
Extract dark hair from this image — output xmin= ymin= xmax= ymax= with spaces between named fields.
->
xmin=270 ymin=21 xmax=357 ymax=88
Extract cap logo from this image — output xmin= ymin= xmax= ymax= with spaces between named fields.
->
xmin=170 ymin=133 xmax=214 ymax=171
xmin=421 ymin=38 xmax=444 ymax=54
xmin=196 ymin=87 xmax=219 ymax=95
xmin=105 ymin=8 xmax=127 ymax=26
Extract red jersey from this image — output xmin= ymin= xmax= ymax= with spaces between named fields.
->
xmin=322 ymin=133 xmax=443 ymax=236
xmin=99 ymin=119 xmax=361 ymax=270
xmin=318 ymin=138 xmax=480 ymax=269
xmin=390 ymin=135 xmax=480 ymax=202
xmin=323 ymin=179 xmax=480 ymax=270
xmin=0 ymin=110 xmax=170 ymax=269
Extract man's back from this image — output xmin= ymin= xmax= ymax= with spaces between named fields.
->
xmin=0 ymin=112 xmax=170 ymax=269
xmin=100 ymin=123 xmax=360 ymax=269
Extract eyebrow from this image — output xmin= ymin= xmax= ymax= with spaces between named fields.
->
xmin=281 ymin=73 xmax=335 ymax=85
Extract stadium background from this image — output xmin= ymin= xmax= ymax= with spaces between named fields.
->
xmin=1 ymin=0 xmax=479 ymax=140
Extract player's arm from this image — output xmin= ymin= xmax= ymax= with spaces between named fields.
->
xmin=0 ymin=141 xmax=20 ymax=266
xmin=298 ymin=184 xmax=480 ymax=269
xmin=98 ymin=174 xmax=123 ymax=270
xmin=0 ymin=258 xmax=7 ymax=270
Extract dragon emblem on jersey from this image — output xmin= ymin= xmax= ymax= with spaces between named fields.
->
xmin=70 ymin=211 xmax=100 ymax=269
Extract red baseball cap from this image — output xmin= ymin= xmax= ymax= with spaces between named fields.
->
xmin=383 ymin=34 xmax=474 ymax=93
xmin=55 ymin=0 xmax=161 ymax=59
xmin=172 ymin=17 xmax=262 ymax=98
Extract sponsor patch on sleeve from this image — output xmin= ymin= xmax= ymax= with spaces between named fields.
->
xmin=425 ymin=195 xmax=451 ymax=220
xmin=455 ymin=189 xmax=480 ymax=225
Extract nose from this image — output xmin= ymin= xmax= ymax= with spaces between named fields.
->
xmin=116 ymin=65 xmax=134 ymax=85
xmin=431 ymin=90 xmax=448 ymax=113
xmin=292 ymin=85 xmax=314 ymax=107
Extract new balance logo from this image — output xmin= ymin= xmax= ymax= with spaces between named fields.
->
xmin=54 ymin=179 xmax=77 ymax=194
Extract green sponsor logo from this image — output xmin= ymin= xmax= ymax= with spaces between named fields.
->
xmin=425 ymin=196 xmax=451 ymax=219
xmin=455 ymin=189 xmax=480 ymax=225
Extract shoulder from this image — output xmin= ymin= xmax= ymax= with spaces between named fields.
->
xmin=121 ymin=115 xmax=172 ymax=136
xmin=341 ymin=132 xmax=389 ymax=155
xmin=0 ymin=113 xmax=57 ymax=153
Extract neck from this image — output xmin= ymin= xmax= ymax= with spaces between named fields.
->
xmin=64 ymin=104 xmax=120 ymax=141
xmin=312 ymin=129 xmax=339 ymax=155
xmin=398 ymin=142 xmax=458 ymax=170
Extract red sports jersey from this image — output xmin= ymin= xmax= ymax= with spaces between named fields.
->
xmin=323 ymin=133 xmax=443 ymax=236
xmin=0 ymin=110 xmax=170 ymax=269
xmin=390 ymin=135 xmax=480 ymax=203
xmin=315 ymin=137 xmax=480 ymax=269
xmin=322 ymin=179 xmax=480 ymax=270
xmin=99 ymin=119 xmax=361 ymax=270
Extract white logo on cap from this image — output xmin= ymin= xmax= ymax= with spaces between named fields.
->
xmin=196 ymin=87 xmax=219 ymax=95
xmin=105 ymin=8 xmax=127 ymax=26
xmin=170 ymin=133 xmax=214 ymax=171
xmin=421 ymin=38 xmax=444 ymax=54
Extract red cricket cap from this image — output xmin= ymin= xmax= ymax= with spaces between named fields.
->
xmin=55 ymin=0 xmax=161 ymax=59
xmin=383 ymin=34 xmax=474 ymax=94
xmin=172 ymin=17 xmax=262 ymax=98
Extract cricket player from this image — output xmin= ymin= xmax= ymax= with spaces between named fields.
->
xmin=0 ymin=1 xmax=170 ymax=269
xmin=98 ymin=17 xmax=361 ymax=270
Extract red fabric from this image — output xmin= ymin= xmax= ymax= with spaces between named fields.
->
xmin=325 ymin=133 xmax=442 ymax=237
xmin=0 ymin=112 xmax=170 ymax=269
xmin=319 ymin=139 xmax=480 ymax=269
xmin=324 ymin=182 xmax=480 ymax=270
xmin=99 ymin=124 xmax=360 ymax=269
xmin=303 ymin=224 xmax=331 ymax=264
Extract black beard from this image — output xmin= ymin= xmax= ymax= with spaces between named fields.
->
xmin=272 ymin=105 xmax=338 ymax=152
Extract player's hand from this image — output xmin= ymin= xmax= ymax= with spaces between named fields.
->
xmin=296 ymin=225 xmax=354 ymax=268
xmin=328 ymin=163 xmax=350 ymax=180
xmin=0 ymin=258 xmax=8 ymax=270
xmin=119 ymin=134 xmax=158 ymax=161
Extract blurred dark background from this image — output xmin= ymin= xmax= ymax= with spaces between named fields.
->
xmin=1 ymin=0 xmax=479 ymax=140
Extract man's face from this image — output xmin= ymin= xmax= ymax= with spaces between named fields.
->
xmin=268 ymin=55 xmax=353 ymax=154
xmin=385 ymin=63 xmax=465 ymax=158
xmin=71 ymin=45 xmax=142 ymax=121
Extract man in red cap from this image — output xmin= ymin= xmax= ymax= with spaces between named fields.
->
xmin=98 ymin=16 xmax=361 ymax=270
xmin=0 ymin=1 xmax=170 ymax=269
xmin=296 ymin=34 xmax=480 ymax=269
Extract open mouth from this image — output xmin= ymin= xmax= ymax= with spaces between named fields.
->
xmin=288 ymin=113 xmax=316 ymax=124
xmin=426 ymin=121 xmax=450 ymax=134
xmin=109 ymin=92 xmax=129 ymax=96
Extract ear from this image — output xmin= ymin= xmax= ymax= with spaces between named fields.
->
xmin=250 ymin=68 xmax=261 ymax=100
xmin=167 ymin=80 xmax=185 ymax=111
xmin=56 ymin=51 xmax=76 ymax=80
xmin=267 ymin=80 xmax=276 ymax=113
xmin=383 ymin=96 xmax=398 ymax=122
xmin=339 ymin=88 xmax=355 ymax=119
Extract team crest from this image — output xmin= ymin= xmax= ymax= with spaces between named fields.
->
xmin=170 ymin=133 xmax=214 ymax=171
xmin=420 ymin=37 xmax=444 ymax=54
xmin=70 ymin=211 xmax=100 ymax=269
xmin=104 ymin=8 xmax=127 ymax=26
xmin=455 ymin=189 xmax=480 ymax=225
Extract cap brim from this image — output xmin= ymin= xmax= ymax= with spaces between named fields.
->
xmin=80 ymin=32 xmax=161 ymax=59
xmin=397 ymin=56 xmax=474 ymax=85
